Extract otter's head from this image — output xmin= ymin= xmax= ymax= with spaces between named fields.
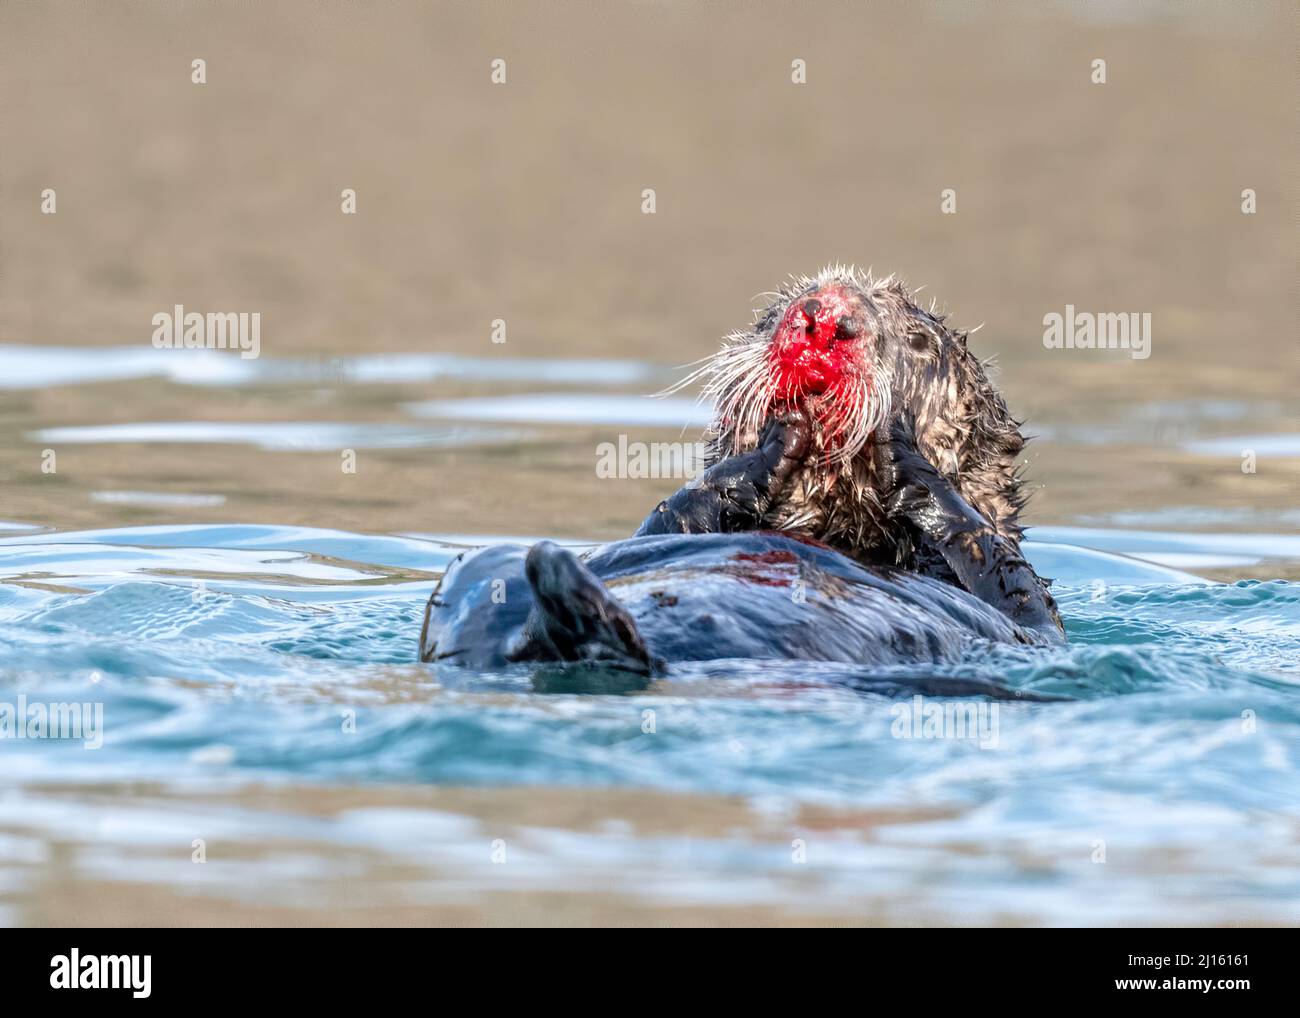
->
xmin=670 ymin=265 xmax=1029 ymax=541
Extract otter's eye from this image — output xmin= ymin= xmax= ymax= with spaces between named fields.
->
xmin=908 ymin=330 xmax=935 ymax=353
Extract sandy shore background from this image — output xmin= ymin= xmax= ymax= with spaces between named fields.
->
xmin=1 ymin=0 xmax=1295 ymax=541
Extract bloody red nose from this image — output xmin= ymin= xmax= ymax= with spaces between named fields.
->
xmin=769 ymin=284 xmax=864 ymax=399
xmin=794 ymin=299 xmax=835 ymax=348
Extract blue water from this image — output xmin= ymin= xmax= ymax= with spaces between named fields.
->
xmin=1 ymin=523 xmax=1297 ymax=923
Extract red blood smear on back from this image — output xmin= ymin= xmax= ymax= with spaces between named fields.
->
xmin=730 ymin=548 xmax=801 ymax=587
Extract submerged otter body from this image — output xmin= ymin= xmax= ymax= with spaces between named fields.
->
xmin=420 ymin=533 xmax=1044 ymax=675
xmin=421 ymin=267 xmax=1064 ymax=685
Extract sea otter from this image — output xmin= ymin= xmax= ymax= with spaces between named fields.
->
xmin=650 ymin=266 xmax=1035 ymax=576
xmin=420 ymin=267 xmax=1063 ymax=682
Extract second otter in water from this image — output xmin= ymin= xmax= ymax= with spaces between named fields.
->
xmin=420 ymin=267 xmax=1063 ymax=681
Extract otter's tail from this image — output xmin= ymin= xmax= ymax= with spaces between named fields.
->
xmin=518 ymin=541 xmax=657 ymax=675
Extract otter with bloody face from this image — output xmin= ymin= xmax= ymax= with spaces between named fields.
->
xmin=420 ymin=268 xmax=1063 ymax=684
xmin=667 ymin=266 xmax=1030 ymax=569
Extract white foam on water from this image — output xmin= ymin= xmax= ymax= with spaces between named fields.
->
xmin=0 ymin=344 xmax=659 ymax=389
xmin=1182 ymin=433 xmax=1300 ymax=457
xmin=1033 ymin=525 xmax=1300 ymax=561
xmin=404 ymin=393 xmax=711 ymax=428
xmin=25 ymin=421 xmax=528 ymax=452
xmin=1135 ymin=552 xmax=1261 ymax=569
xmin=400 ymin=532 xmax=592 ymax=548
xmin=91 ymin=491 xmax=227 ymax=508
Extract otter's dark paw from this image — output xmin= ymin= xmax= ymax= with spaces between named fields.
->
xmin=633 ymin=409 xmax=811 ymax=537
xmin=757 ymin=409 xmax=813 ymax=499
xmin=760 ymin=408 xmax=814 ymax=460
xmin=882 ymin=415 xmax=943 ymax=524
xmin=884 ymin=414 xmax=927 ymax=472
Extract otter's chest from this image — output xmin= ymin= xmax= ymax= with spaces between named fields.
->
xmin=768 ymin=468 xmax=897 ymax=563
xmin=768 ymin=463 xmax=962 ymax=588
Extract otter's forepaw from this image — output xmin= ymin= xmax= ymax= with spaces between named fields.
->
xmin=633 ymin=410 xmax=812 ymax=537
xmin=757 ymin=409 xmax=814 ymax=498
xmin=887 ymin=413 xmax=919 ymax=451
xmin=882 ymin=415 xmax=943 ymax=523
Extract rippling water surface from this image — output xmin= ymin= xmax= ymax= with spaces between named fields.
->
xmin=0 ymin=335 xmax=1296 ymax=925
xmin=1 ymin=520 xmax=1297 ymax=926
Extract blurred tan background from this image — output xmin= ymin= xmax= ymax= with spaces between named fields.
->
xmin=0 ymin=1 xmax=1297 ymax=929
xmin=1 ymin=0 xmax=1295 ymax=541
